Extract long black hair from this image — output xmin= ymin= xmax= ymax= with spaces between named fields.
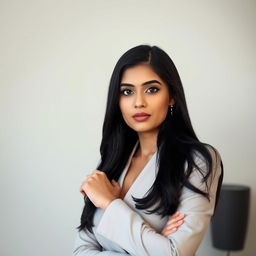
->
xmin=77 ymin=44 xmax=221 ymax=233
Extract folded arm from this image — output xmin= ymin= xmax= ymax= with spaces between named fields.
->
xmin=96 ymin=150 xmax=222 ymax=256
xmin=73 ymin=228 xmax=131 ymax=255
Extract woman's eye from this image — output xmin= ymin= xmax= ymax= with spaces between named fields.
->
xmin=146 ymin=87 xmax=159 ymax=94
xmin=120 ymin=88 xmax=134 ymax=96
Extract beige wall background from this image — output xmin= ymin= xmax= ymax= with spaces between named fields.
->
xmin=0 ymin=0 xmax=255 ymax=255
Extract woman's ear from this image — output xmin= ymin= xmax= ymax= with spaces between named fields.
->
xmin=169 ymin=97 xmax=175 ymax=106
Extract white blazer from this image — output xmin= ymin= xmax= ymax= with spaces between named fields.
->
xmin=73 ymin=141 xmax=222 ymax=256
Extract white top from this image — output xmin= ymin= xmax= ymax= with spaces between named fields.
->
xmin=73 ymin=141 xmax=222 ymax=256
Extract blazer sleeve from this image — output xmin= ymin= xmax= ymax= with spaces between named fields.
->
xmin=72 ymin=228 xmax=131 ymax=255
xmin=96 ymin=148 xmax=222 ymax=256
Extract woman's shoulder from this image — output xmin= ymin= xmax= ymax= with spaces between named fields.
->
xmin=191 ymin=143 xmax=222 ymax=168
xmin=188 ymin=143 xmax=223 ymax=186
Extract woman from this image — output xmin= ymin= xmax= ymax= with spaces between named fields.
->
xmin=73 ymin=45 xmax=223 ymax=256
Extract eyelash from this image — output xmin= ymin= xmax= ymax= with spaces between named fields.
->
xmin=120 ymin=87 xmax=160 ymax=96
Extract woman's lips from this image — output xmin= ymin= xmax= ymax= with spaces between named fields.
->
xmin=132 ymin=113 xmax=150 ymax=122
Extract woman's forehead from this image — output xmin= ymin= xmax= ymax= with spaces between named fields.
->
xmin=120 ymin=64 xmax=163 ymax=84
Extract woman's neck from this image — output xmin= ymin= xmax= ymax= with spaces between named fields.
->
xmin=136 ymin=130 xmax=158 ymax=159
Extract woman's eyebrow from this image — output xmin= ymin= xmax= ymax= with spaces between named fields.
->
xmin=120 ymin=80 xmax=162 ymax=87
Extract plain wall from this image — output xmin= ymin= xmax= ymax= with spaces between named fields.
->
xmin=0 ymin=0 xmax=255 ymax=255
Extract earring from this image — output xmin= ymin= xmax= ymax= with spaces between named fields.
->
xmin=170 ymin=105 xmax=173 ymax=116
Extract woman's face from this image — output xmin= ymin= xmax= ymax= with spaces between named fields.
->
xmin=119 ymin=63 xmax=174 ymax=135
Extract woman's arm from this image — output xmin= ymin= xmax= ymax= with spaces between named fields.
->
xmin=95 ymin=150 xmax=222 ymax=256
xmin=73 ymin=209 xmax=184 ymax=256
xmin=74 ymin=186 xmax=184 ymax=256
xmin=74 ymin=176 xmax=131 ymax=255
xmin=73 ymin=212 xmax=184 ymax=255
xmin=73 ymin=228 xmax=131 ymax=255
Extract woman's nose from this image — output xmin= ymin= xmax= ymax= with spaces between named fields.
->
xmin=134 ymin=92 xmax=146 ymax=108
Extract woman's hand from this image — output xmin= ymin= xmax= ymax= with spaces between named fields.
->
xmin=80 ymin=170 xmax=122 ymax=210
xmin=161 ymin=211 xmax=185 ymax=237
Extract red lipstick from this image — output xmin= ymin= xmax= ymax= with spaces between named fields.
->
xmin=132 ymin=112 xmax=150 ymax=122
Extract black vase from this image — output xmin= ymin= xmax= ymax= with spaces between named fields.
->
xmin=211 ymin=184 xmax=250 ymax=251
